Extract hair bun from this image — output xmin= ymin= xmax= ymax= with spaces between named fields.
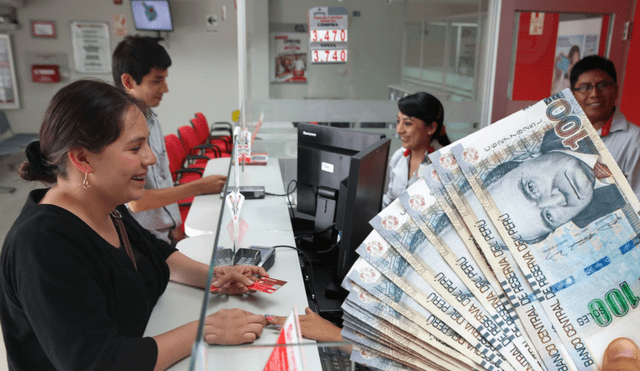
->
xmin=25 ymin=141 xmax=56 ymax=177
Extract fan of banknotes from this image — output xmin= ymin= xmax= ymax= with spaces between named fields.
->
xmin=339 ymin=89 xmax=640 ymax=371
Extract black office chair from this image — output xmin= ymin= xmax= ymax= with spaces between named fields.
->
xmin=0 ymin=111 xmax=38 ymax=193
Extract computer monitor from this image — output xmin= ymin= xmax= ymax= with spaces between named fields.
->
xmin=296 ymin=123 xmax=386 ymax=244
xmin=334 ymin=138 xmax=391 ymax=283
xmin=131 ymin=0 xmax=174 ymax=32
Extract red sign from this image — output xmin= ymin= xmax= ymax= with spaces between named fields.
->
xmin=32 ymin=65 xmax=60 ymax=83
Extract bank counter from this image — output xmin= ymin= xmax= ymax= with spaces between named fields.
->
xmin=144 ymin=126 xmax=352 ymax=370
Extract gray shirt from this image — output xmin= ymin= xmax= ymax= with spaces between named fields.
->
xmin=131 ymin=110 xmax=182 ymax=243
xmin=600 ymin=109 xmax=640 ymax=201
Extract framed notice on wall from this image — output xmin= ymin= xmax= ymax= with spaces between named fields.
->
xmin=0 ymin=34 xmax=20 ymax=109
xmin=70 ymin=21 xmax=112 ymax=74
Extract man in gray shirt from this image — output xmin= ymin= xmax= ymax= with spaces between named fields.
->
xmin=112 ymin=36 xmax=226 ymax=243
xmin=570 ymin=55 xmax=640 ymax=200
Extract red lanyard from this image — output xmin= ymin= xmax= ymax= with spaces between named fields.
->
xmin=601 ymin=114 xmax=614 ymax=137
xmin=404 ymin=146 xmax=434 ymax=158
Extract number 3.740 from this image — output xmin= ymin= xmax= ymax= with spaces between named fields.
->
xmin=311 ymin=49 xmax=347 ymax=63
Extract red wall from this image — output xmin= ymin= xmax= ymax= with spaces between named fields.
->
xmin=512 ymin=13 xmax=611 ymax=102
xmin=620 ymin=3 xmax=640 ymax=125
xmin=511 ymin=13 xmax=559 ymax=101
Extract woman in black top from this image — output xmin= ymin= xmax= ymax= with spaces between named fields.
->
xmin=0 ymin=80 xmax=267 ymax=370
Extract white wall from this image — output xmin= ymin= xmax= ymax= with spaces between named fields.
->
xmin=7 ymin=0 xmax=239 ymax=136
xmin=266 ymin=0 xmax=404 ymax=101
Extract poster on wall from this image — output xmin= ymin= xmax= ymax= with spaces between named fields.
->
xmin=71 ymin=21 xmax=112 ymax=74
xmin=0 ymin=34 xmax=19 ymax=109
xmin=551 ymin=17 xmax=602 ymax=95
xmin=272 ymin=32 xmax=308 ymax=83
xmin=112 ymin=14 xmax=127 ymax=37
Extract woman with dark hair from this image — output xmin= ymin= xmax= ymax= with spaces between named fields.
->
xmin=0 ymin=80 xmax=268 ymax=371
xmin=382 ymin=92 xmax=450 ymax=207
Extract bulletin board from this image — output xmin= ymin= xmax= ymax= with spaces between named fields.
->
xmin=0 ymin=34 xmax=20 ymax=109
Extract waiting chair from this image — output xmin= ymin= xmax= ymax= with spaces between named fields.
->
xmin=164 ymin=133 xmax=207 ymax=233
xmin=191 ymin=114 xmax=231 ymax=156
xmin=193 ymin=112 xmax=232 ymax=150
xmin=164 ymin=133 xmax=207 ymax=184
xmin=0 ymin=111 xmax=39 ymax=193
xmin=177 ymin=125 xmax=223 ymax=160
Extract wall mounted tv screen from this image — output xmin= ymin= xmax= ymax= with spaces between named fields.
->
xmin=131 ymin=0 xmax=174 ymax=32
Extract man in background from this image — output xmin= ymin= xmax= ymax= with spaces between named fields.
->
xmin=112 ymin=35 xmax=226 ymax=244
xmin=570 ymin=55 xmax=640 ymax=200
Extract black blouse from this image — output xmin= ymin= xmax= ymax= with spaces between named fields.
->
xmin=0 ymin=189 xmax=177 ymax=370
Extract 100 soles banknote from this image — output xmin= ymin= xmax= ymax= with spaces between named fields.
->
xmin=441 ymin=89 xmax=640 ymax=370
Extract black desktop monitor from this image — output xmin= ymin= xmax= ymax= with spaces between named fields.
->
xmin=131 ymin=0 xmax=174 ymax=32
xmin=334 ymin=138 xmax=391 ymax=282
xmin=296 ymin=123 xmax=386 ymax=244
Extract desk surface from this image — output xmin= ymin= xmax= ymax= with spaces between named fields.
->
xmin=184 ymin=158 xmax=294 ymax=237
xmin=144 ymin=234 xmax=321 ymax=370
xmin=145 ymin=156 xmax=322 ymax=370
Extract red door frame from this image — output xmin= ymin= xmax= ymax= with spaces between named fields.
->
xmin=492 ymin=0 xmax=633 ymax=123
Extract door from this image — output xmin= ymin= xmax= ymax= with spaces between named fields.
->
xmin=491 ymin=0 xmax=634 ymax=123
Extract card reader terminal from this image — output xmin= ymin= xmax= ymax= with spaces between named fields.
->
xmin=250 ymin=246 xmax=276 ymax=271
xmin=213 ymin=247 xmax=275 ymax=271
xmin=233 ymin=248 xmax=262 ymax=266
xmin=222 ymin=186 xmax=266 ymax=199
xmin=214 ymin=248 xmax=233 ymax=266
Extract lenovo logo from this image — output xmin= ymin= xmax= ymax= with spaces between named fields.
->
xmin=302 ymin=131 xmax=317 ymax=137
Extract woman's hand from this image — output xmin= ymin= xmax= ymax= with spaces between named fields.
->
xmin=203 ymin=308 xmax=267 ymax=345
xmin=267 ymin=307 xmax=342 ymax=343
xmin=211 ymin=265 xmax=268 ymax=295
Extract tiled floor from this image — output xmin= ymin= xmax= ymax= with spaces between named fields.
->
xmin=0 ymin=153 xmax=42 ymax=370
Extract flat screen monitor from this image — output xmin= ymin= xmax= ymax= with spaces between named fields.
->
xmin=334 ymin=138 xmax=390 ymax=282
xmin=131 ymin=0 xmax=174 ymax=32
xmin=296 ymin=123 xmax=386 ymax=243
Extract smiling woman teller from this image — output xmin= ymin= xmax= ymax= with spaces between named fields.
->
xmin=383 ymin=92 xmax=451 ymax=207
xmin=0 ymin=80 xmax=268 ymax=371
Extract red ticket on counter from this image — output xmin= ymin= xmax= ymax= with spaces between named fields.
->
xmin=210 ymin=277 xmax=286 ymax=294
xmin=247 ymin=277 xmax=287 ymax=294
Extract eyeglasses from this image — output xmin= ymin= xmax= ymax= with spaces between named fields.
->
xmin=573 ymin=80 xmax=615 ymax=93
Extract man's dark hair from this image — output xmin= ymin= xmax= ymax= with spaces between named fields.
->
xmin=112 ymin=35 xmax=172 ymax=90
xmin=570 ymin=55 xmax=617 ymax=89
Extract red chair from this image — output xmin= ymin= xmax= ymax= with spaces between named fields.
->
xmin=195 ymin=112 xmax=233 ymax=136
xmin=193 ymin=112 xmax=232 ymax=153
xmin=191 ymin=115 xmax=230 ymax=155
xmin=177 ymin=125 xmax=222 ymax=159
xmin=164 ymin=133 xmax=207 ymax=232
xmin=164 ymin=133 xmax=207 ymax=183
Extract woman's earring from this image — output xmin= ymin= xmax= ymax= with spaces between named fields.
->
xmin=81 ymin=172 xmax=90 ymax=190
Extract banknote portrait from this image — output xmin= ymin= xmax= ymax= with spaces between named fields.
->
xmin=452 ymin=126 xmax=625 ymax=245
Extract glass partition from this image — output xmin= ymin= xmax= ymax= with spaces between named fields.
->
xmin=184 ymin=131 xmax=356 ymax=371
xmin=245 ymin=0 xmax=492 ymax=134
xmin=184 ymin=0 xmax=503 ymax=368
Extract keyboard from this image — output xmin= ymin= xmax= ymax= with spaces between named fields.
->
xmin=318 ymin=346 xmax=353 ymax=371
